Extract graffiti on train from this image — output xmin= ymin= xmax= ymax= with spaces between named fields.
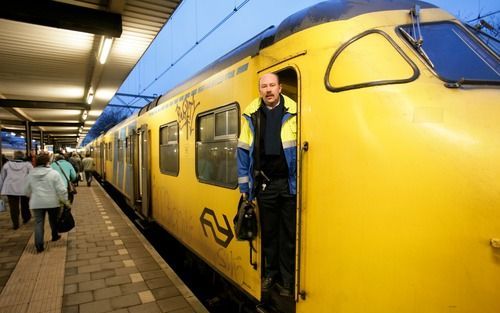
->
xmin=176 ymin=95 xmax=200 ymax=140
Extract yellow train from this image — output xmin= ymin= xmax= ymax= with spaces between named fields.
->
xmin=87 ymin=1 xmax=500 ymax=312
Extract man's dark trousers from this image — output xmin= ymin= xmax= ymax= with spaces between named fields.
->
xmin=257 ymin=177 xmax=296 ymax=287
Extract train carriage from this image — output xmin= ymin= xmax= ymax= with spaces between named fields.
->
xmin=87 ymin=1 xmax=500 ymax=312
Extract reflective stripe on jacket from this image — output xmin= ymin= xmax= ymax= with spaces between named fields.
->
xmin=237 ymin=95 xmax=297 ymax=201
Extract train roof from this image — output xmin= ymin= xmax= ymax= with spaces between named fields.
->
xmin=274 ymin=0 xmax=435 ymax=42
xmin=142 ymin=0 xmax=436 ymax=115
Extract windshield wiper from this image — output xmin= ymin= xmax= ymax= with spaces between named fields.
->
xmin=399 ymin=5 xmax=435 ymax=68
xmin=444 ymin=78 xmax=500 ymax=88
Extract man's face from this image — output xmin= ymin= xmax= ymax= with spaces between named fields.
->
xmin=259 ymin=74 xmax=282 ymax=107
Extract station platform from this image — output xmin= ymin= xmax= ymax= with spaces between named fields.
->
xmin=0 ymin=182 xmax=208 ymax=313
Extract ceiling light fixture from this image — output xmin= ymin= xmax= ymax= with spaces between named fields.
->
xmin=98 ymin=37 xmax=114 ymax=65
xmin=86 ymin=92 xmax=94 ymax=105
xmin=82 ymin=110 xmax=88 ymax=121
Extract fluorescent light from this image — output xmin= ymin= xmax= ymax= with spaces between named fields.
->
xmin=82 ymin=110 xmax=88 ymax=121
xmin=87 ymin=93 xmax=94 ymax=105
xmin=99 ymin=37 xmax=114 ymax=64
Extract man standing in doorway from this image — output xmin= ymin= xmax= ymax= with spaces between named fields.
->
xmin=237 ymin=73 xmax=297 ymax=297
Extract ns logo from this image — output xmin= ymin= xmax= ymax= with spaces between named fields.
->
xmin=199 ymin=207 xmax=234 ymax=248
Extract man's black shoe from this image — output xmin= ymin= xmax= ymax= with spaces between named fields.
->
xmin=261 ymin=276 xmax=275 ymax=291
xmin=52 ymin=235 xmax=61 ymax=242
xmin=277 ymin=282 xmax=293 ymax=297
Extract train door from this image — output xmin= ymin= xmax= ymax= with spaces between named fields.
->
xmin=136 ymin=124 xmax=151 ymax=219
xmin=100 ymin=142 xmax=106 ymax=180
xmin=259 ymin=67 xmax=301 ymax=311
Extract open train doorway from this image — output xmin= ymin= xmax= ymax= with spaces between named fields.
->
xmin=135 ymin=124 xmax=151 ymax=221
xmin=257 ymin=67 xmax=300 ymax=313
xmin=100 ymin=142 xmax=106 ymax=180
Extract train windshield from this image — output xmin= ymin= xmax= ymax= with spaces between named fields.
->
xmin=399 ymin=22 xmax=500 ymax=83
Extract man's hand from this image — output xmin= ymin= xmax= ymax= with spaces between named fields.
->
xmin=241 ymin=192 xmax=248 ymax=201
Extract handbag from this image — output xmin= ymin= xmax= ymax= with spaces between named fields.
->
xmin=233 ymin=196 xmax=258 ymax=269
xmin=57 ymin=206 xmax=75 ymax=232
xmin=233 ymin=197 xmax=258 ymax=241
xmin=55 ymin=161 xmax=77 ymax=195
xmin=68 ymin=182 xmax=77 ymax=195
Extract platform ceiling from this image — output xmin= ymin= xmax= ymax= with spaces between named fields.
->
xmin=0 ymin=0 xmax=181 ymax=148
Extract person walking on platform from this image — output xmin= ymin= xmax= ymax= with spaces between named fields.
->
xmin=69 ymin=152 xmax=83 ymax=186
xmin=237 ymin=73 xmax=297 ymax=297
xmin=24 ymin=153 xmax=68 ymax=253
xmin=0 ymin=150 xmax=33 ymax=229
xmin=82 ymin=153 xmax=95 ymax=187
xmin=51 ymin=154 xmax=77 ymax=203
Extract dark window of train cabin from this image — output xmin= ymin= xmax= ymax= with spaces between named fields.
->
xmin=159 ymin=122 xmax=179 ymax=175
xmin=399 ymin=22 xmax=500 ymax=82
xmin=196 ymin=104 xmax=238 ymax=188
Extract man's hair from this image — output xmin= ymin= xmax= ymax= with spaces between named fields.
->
xmin=36 ymin=153 xmax=51 ymax=167
xmin=258 ymin=72 xmax=280 ymax=86
xmin=54 ymin=154 xmax=65 ymax=161
xmin=13 ymin=150 xmax=24 ymax=160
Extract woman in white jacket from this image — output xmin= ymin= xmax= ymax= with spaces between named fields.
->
xmin=0 ymin=150 xmax=33 ymax=229
xmin=24 ymin=153 xmax=69 ymax=253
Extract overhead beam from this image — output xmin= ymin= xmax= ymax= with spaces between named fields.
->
xmin=0 ymin=128 xmax=26 ymax=133
xmin=107 ymin=103 xmax=144 ymax=109
xmin=0 ymin=99 xmax=90 ymax=110
xmin=115 ymin=93 xmax=156 ymax=100
xmin=31 ymin=122 xmax=83 ymax=127
xmin=1 ymin=1 xmax=122 ymax=37
xmin=0 ymin=119 xmax=25 ymax=126
xmin=49 ymin=136 xmax=79 ymax=139
xmin=3 ymin=108 xmax=32 ymax=122
xmin=40 ymin=130 xmax=79 ymax=135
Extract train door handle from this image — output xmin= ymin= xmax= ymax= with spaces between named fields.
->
xmin=301 ymin=141 xmax=309 ymax=152
xmin=491 ymin=238 xmax=500 ymax=249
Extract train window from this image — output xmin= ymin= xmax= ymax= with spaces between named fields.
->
xmin=465 ymin=24 xmax=500 ymax=56
xmin=325 ymin=30 xmax=419 ymax=92
xmin=399 ymin=22 xmax=500 ymax=83
xmin=117 ymin=139 xmax=123 ymax=162
xmin=196 ymin=104 xmax=239 ymax=188
xmin=125 ymin=137 xmax=130 ymax=164
xmin=107 ymin=142 xmax=112 ymax=161
xmin=215 ymin=109 xmax=238 ymax=138
xmin=159 ymin=122 xmax=179 ymax=175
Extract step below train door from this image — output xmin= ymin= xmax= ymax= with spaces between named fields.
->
xmin=135 ymin=124 xmax=151 ymax=220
